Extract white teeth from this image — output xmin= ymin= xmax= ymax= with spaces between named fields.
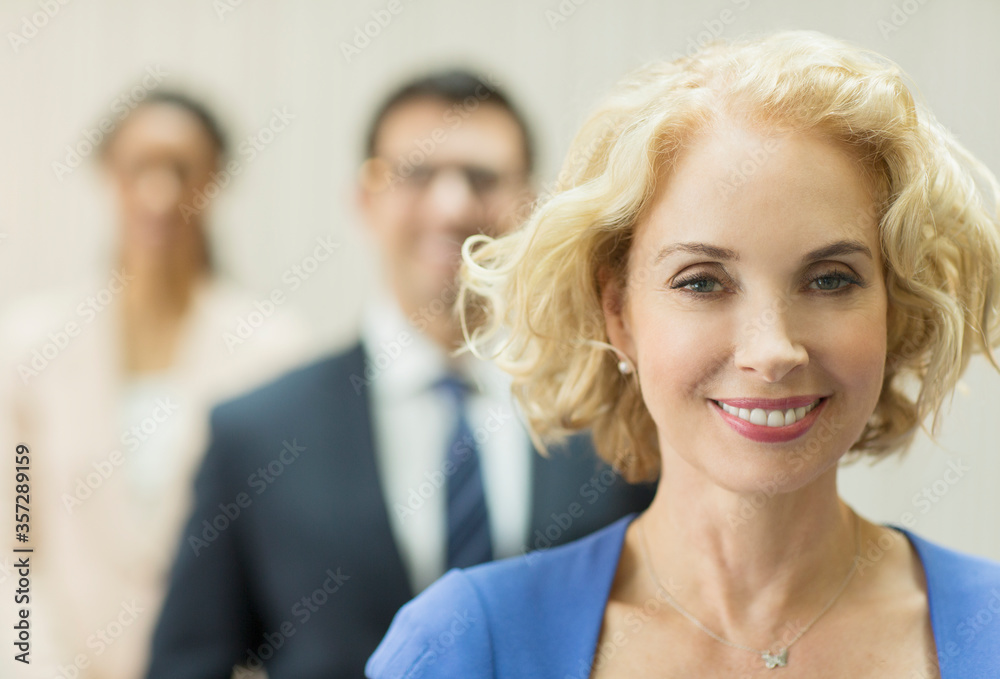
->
xmin=717 ymin=399 xmax=820 ymax=427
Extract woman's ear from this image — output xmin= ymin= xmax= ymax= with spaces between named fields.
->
xmin=599 ymin=266 xmax=637 ymax=363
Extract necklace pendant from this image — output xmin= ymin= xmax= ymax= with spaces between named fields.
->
xmin=762 ymin=649 xmax=788 ymax=668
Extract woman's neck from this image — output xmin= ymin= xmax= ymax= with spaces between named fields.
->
xmin=119 ymin=239 xmax=207 ymax=317
xmin=639 ymin=462 xmax=859 ymax=648
xmin=117 ymin=245 xmax=208 ymax=374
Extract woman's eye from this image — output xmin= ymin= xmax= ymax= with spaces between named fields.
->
xmin=672 ymin=277 xmax=724 ymax=293
xmin=670 ymin=271 xmax=860 ymax=295
xmin=809 ymin=272 xmax=858 ymax=291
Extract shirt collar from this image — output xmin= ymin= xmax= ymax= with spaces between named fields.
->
xmin=360 ymin=293 xmax=512 ymax=402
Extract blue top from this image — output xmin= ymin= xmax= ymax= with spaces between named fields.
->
xmin=367 ymin=513 xmax=1000 ymax=678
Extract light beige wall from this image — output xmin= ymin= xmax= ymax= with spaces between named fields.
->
xmin=1 ymin=0 xmax=998 ymax=557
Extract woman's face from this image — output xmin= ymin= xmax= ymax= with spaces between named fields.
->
xmin=603 ymin=124 xmax=887 ymax=495
xmin=104 ymin=103 xmax=219 ymax=264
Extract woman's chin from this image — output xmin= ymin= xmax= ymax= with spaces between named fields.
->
xmin=664 ymin=438 xmax=844 ymax=503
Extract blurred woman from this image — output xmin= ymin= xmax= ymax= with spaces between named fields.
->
xmin=0 ymin=91 xmax=310 ymax=678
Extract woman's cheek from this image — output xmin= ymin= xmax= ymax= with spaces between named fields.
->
xmin=633 ymin=308 xmax=729 ymax=410
xmin=828 ymin=298 xmax=886 ymax=376
xmin=814 ymin=305 xmax=887 ymax=435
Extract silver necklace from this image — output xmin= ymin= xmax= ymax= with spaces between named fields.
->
xmin=636 ymin=510 xmax=861 ymax=669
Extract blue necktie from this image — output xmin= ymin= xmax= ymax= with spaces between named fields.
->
xmin=436 ymin=374 xmax=494 ymax=570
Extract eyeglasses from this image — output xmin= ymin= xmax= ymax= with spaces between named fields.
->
xmin=361 ymin=157 xmax=528 ymax=201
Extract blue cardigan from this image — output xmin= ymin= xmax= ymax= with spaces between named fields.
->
xmin=367 ymin=514 xmax=1000 ymax=678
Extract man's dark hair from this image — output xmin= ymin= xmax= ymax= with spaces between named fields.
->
xmin=364 ymin=69 xmax=535 ymax=174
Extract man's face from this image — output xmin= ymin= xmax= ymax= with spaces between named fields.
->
xmin=359 ymin=97 xmax=531 ymax=316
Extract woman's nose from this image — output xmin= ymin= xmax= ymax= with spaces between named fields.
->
xmin=135 ymin=166 xmax=185 ymax=217
xmin=732 ymin=300 xmax=809 ymax=382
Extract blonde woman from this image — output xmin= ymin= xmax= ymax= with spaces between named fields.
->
xmin=366 ymin=31 xmax=1000 ymax=678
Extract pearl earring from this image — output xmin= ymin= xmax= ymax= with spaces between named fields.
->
xmin=617 ymin=360 xmax=633 ymax=375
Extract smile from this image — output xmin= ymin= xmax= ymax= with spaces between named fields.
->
xmin=710 ymin=397 xmax=829 ymax=443
xmin=713 ymin=398 xmax=821 ymax=427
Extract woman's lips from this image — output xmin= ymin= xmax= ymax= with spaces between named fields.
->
xmin=710 ymin=396 xmax=828 ymax=443
xmin=714 ymin=395 xmax=825 ymax=410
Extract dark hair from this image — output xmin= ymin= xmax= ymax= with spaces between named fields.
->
xmin=101 ymin=90 xmax=228 ymax=161
xmin=364 ymin=69 xmax=535 ymax=174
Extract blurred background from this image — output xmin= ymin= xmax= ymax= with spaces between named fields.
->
xmin=4 ymin=0 xmax=998 ymax=347
xmin=1 ymin=0 xmax=999 ymax=669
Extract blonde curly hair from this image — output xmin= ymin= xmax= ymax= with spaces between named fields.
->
xmin=457 ymin=30 xmax=1000 ymax=483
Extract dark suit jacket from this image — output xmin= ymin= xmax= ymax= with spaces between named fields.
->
xmin=146 ymin=343 xmax=654 ymax=679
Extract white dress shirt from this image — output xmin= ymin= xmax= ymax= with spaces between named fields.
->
xmin=361 ymin=294 xmax=532 ymax=594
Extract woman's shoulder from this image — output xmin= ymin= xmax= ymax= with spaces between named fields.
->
xmin=366 ymin=514 xmax=636 ymax=679
xmin=897 ymin=526 xmax=1000 ymax=593
xmin=364 ymin=568 xmax=494 ymax=679
xmin=893 ymin=526 xmax=1000 ymax=675
xmin=364 ymin=568 xmax=532 ymax=679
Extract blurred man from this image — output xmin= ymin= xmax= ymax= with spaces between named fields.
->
xmin=146 ymin=70 xmax=653 ymax=679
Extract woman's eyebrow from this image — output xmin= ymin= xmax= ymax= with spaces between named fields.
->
xmin=804 ymin=240 xmax=873 ymax=262
xmin=653 ymin=239 xmax=872 ymax=265
xmin=654 ymin=242 xmax=739 ymax=264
